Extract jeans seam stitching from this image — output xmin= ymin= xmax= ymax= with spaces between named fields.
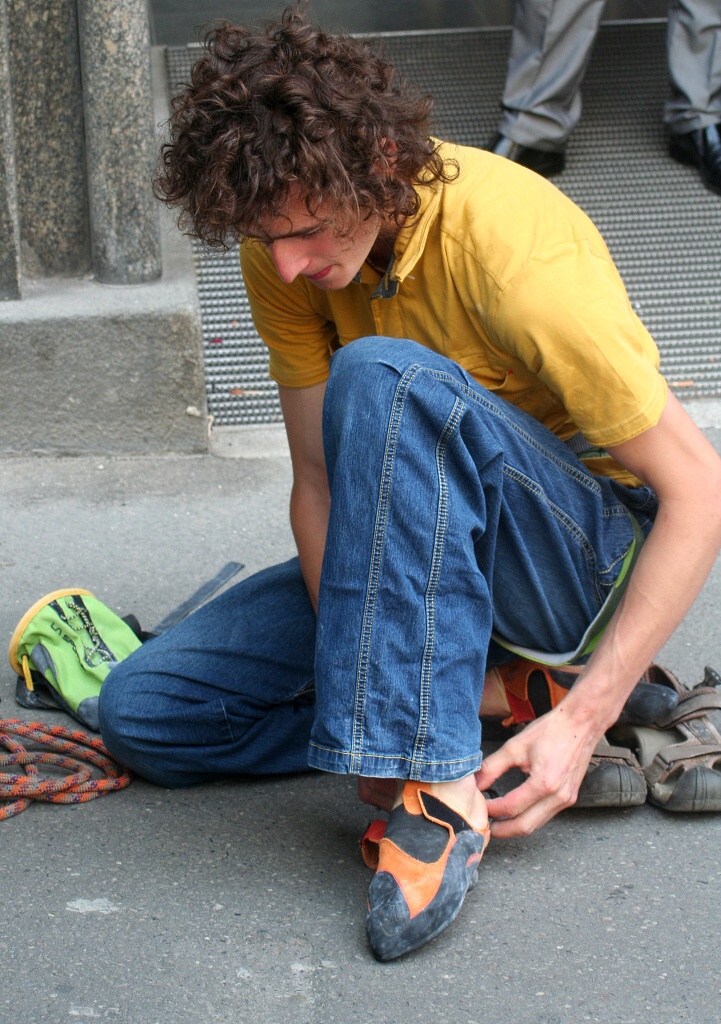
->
xmin=411 ymin=396 xmax=465 ymax=776
xmin=602 ymin=505 xmax=633 ymax=518
xmin=351 ymin=363 xmax=420 ymax=772
xmin=422 ymin=367 xmax=601 ymax=491
xmin=292 ymin=680 xmax=315 ymax=699
xmin=503 ymin=463 xmax=603 ymax=604
xmin=309 ymin=740 xmax=481 ymax=768
xmin=598 ymin=546 xmax=632 ymax=578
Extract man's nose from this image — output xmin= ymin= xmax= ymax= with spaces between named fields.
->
xmin=268 ymin=240 xmax=311 ymax=284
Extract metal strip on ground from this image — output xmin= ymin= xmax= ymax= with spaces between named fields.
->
xmin=166 ymin=23 xmax=721 ymax=427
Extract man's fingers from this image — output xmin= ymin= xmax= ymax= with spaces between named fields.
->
xmin=483 ymin=775 xmax=545 ymax=822
xmin=487 ymin=782 xmax=573 ymax=839
xmin=482 ymin=793 xmax=516 ymax=819
xmin=480 ymin=743 xmax=584 ymax=838
xmin=489 ymin=807 xmax=555 ymax=839
xmin=475 ymin=743 xmax=524 ymax=788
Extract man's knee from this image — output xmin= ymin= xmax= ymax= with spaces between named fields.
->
xmin=98 ymin=656 xmax=181 ymax=787
xmin=329 ymin=335 xmax=426 ymax=384
xmin=325 ymin=336 xmax=441 ymax=432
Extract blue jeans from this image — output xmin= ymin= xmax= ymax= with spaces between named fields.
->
xmin=99 ymin=337 xmax=657 ymax=787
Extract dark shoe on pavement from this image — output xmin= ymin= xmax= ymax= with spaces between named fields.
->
xmin=578 ymin=735 xmax=647 ymax=808
xmin=610 ymin=665 xmax=721 ymax=812
xmin=365 ymin=781 xmax=490 ymax=962
xmin=487 ymin=133 xmax=566 ymax=178
xmin=669 ymin=124 xmax=721 ymax=196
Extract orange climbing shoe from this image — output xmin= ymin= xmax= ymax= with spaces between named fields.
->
xmin=365 ymin=781 xmax=490 ymax=961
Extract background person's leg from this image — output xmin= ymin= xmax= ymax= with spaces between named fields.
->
xmin=665 ymin=0 xmax=721 ymax=132
xmin=497 ymin=0 xmax=606 ymax=149
xmin=98 ymin=558 xmax=317 ymax=787
xmin=311 ymin=337 xmax=639 ymax=782
xmin=665 ymin=0 xmax=721 ymax=192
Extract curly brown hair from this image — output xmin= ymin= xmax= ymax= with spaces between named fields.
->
xmin=154 ymin=7 xmax=456 ymax=247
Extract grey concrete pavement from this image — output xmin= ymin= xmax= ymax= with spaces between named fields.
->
xmin=1 ymin=434 xmax=720 ymax=1024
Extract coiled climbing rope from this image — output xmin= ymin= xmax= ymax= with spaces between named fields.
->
xmin=0 ymin=719 xmax=132 ymax=820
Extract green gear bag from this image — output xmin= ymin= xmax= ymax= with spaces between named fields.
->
xmin=8 ymin=589 xmax=142 ymax=731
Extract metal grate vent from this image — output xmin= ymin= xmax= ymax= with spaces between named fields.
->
xmin=167 ymin=22 xmax=721 ymax=425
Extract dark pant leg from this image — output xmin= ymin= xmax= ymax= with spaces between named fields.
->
xmin=98 ymin=558 xmax=317 ymax=787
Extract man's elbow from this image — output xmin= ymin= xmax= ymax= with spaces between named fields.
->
xmin=697 ymin=447 xmax=721 ymax=541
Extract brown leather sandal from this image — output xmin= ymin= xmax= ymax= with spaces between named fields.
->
xmin=610 ymin=666 xmax=721 ymax=812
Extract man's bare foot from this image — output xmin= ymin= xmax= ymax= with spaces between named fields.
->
xmin=479 ymin=667 xmax=511 ymax=718
xmin=391 ymin=775 xmax=488 ymax=832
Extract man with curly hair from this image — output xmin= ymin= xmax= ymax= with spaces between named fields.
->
xmin=99 ymin=8 xmax=721 ymax=961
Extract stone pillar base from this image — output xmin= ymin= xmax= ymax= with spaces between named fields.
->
xmin=0 ymin=209 xmax=207 ymax=455
xmin=0 ymin=46 xmax=208 ymax=456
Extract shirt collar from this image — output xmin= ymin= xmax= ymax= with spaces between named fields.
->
xmin=352 ymin=146 xmax=448 ymax=292
xmin=353 ymin=263 xmax=382 ymax=285
xmin=391 ymin=176 xmax=443 ymax=284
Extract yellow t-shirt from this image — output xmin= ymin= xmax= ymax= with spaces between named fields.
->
xmin=241 ymin=142 xmax=667 ymax=481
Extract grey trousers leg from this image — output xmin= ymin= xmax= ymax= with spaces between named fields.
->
xmin=497 ymin=0 xmax=606 ymax=149
xmin=665 ymin=0 xmax=721 ymax=132
xmin=497 ymin=0 xmax=721 ymax=146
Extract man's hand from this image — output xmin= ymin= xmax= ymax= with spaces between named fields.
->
xmin=475 ymin=705 xmax=603 ymax=838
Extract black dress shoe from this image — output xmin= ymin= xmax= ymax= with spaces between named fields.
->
xmin=487 ymin=133 xmax=566 ymax=178
xmin=669 ymin=124 xmax=721 ymax=196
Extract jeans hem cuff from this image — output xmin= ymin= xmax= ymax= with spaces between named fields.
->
xmin=308 ymin=743 xmax=482 ymax=780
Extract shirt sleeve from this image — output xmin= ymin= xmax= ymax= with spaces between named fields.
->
xmin=240 ymin=241 xmax=336 ymax=388
xmin=491 ymin=237 xmax=668 ymax=447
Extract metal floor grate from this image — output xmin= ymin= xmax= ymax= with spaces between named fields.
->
xmin=167 ymin=22 xmax=721 ymax=426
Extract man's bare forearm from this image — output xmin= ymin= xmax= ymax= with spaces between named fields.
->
xmin=564 ymin=490 xmax=721 ymax=733
xmin=290 ymin=479 xmax=331 ymax=612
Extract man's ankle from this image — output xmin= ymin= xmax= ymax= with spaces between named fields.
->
xmin=427 ymin=777 xmax=488 ymax=831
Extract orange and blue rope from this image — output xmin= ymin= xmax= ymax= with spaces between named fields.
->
xmin=0 ymin=719 xmax=132 ymax=820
